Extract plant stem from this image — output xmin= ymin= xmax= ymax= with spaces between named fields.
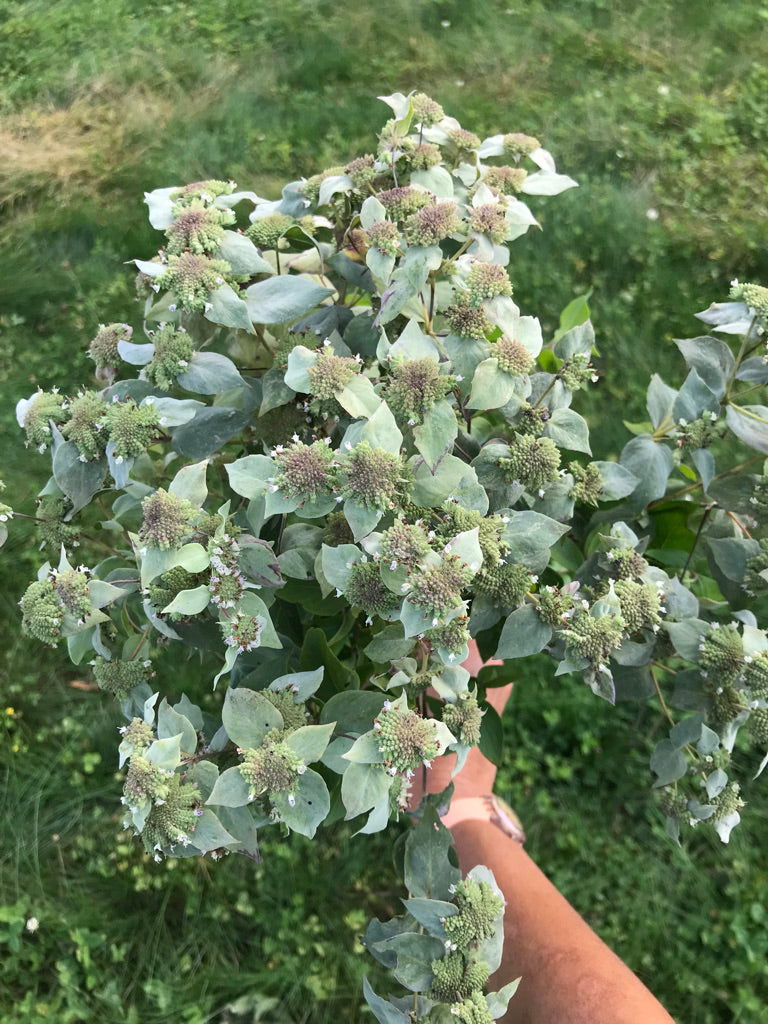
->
xmin=650 ymin=666 xmax=675 ymax=727
xmin=679 ymin=502 xmax=715 ymax=580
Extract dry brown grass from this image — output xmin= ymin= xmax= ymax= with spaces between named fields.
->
xmin=0 ymin=81 xmax=176 ymax=208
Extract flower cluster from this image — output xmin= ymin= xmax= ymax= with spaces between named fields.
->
xmin=386 ymin=358 xmax=458 ymax=423
xmin=246 ymin=212 xmax=296 ymax=249
xmin=138 ymin=775 xmax=202 ymax=855
xmin=469 ymin=203 xmax=509 ymax=244
xmin=262 ymin=688 xmax=307 ymax=734
xmin=405 ymin=200 xmax=461 ymax=246
xmin=411 ymin=92 xmax=444 ymax=127
xmin=443 ymin=297 xmax=494 ymax=340
xmin=493 ymin=335 xmax=534 ymax=376
xmin=429 ymin=951 xmax=490 ymax=1003
xmin=344 ymin=561 xmax=400 ymax=619
xmin=474 ymin=562 xmax=532 ymax=608
xmin=93 ymin=656 xmax=150 ymax=699
xmin=345 ymin=154 xmax=378 ymax=188
xmin=156 ymin=253 xmax=232 ymax=313
xmin=171 ymin=179 xmax=235 ymax=206
xmin=560 ymin=353 xmax=597 ymax=392
xmin=442 ymin=694 xmax=483 ymax=746
xmin=61 ymin=390 xmax=109 ymax=461
xmin=377 ymin=186 xmax=430 ymax=221
xmin=366 ymin=220 xmax=401 ymax=256
xmin=22 ymin=390 xmax=66 ymax=450
xmin=674 ymin=413 xmax=719 ymax=456
xmin=465 ymin=262 xmax=513 ymax=303
xmin=144 ymin=324 xmax=194 ymax=391
xmin=729 ymin=280 xmax=768 ymax=330
xmin=306 ymin=349 xmax=360 ymax=402
xmin=536 ymin=585 xmax=576 ymax=627
xmin=221 ymin=611 xmax=263 ymax=652
xmin=140 ymin=488 xmax=197 ymax=549
xmin=407 ymin=554 xmax=473 ymax=619
xmin=425 ymin=615 xmax=472 ymax=657
xmin=239 ymin=731 xmax=302 ymax=800
xmin=19 ymin=578 xmax=65 ymax=644
xmin=379 ymin=519 xmax=432 ymax=568
xmin=560 ymin=610 xmax=626 ymax=671
xmin=104 ymin=400 xmax=160 ymax=461
xmin=165 ymin=201 xmax=233 ymax=255
xmin=569 ymin=462 xmax=603 ymax=506
xmin=498 ymin=434 xmax=561 ymax=492
xmin=502 ymin=132 xmax=540 ymax=159
xmin=118 ymin=717 xmax=155 ymax=755
xmin=481 ymin=165 xmax=528 ymax=196
xmin=375 ymin=702 xmax=441 ymax=773
xmin=88 ymin=322 xmax=132 ymax=383
xmin=148 ymin=566 xmax=200 ymax=614
xmin=35 ymin=495 xmax=77 ymax=552
xmin=272 ymin=439 xmax=335 ymax=502
xmin=613 ymin=579 xmax=663 ymax=634
xmin=699 ymin=623 xmax=743 ymax=682
xmin=339 ymin=442 xmax=409 ymax=510
xmin=409 ymin=142 xmax=442 ymax=171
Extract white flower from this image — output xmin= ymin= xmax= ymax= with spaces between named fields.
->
xmin=26 ymin=917 xmax=39 ymax=933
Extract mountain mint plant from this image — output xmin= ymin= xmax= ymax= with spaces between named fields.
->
xmin=7 ymin=91 xmax=768 ymax=1020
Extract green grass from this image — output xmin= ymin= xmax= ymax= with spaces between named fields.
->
xmin=2 ymin=0 xmax=768 ymax=1020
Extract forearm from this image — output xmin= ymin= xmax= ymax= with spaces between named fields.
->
xmin=451 ymin=818 xmax=675 ymax=1024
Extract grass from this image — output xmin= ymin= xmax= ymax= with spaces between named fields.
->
xmin=1 ymin=0 xmax=768 ymax=1020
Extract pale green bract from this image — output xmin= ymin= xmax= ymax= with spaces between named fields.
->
xmin=8 ymin=91 xmax=768 ymax=1022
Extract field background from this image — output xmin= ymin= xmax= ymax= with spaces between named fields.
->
xmin=1 ymin=1 xmax=767 ymax=1021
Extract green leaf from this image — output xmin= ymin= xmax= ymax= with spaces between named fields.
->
xmin=145 ymin=734 xmax=182 ymax=771
xmin=189 ymin=808 xmax=238 ymax=850
xmin=726 ymin=404 xmax=768 ymax=453
xmin=362 ymin=978 xmax=411 ymax=1024
xmin=593 ymin=461 xmax=638 ymax=500
xmin=237 ymin=591 xmax=282 ymax=648
xmin=300 ymin=627 xmax=357 ymax=692
xmin=707 ymin=536 xmax=760 ymax=581
xmin=270 ymin=666 xmax=324 ymax=701
xmin=259 ymin=365 xmax=295 ymax=414
xmin=664 ymin=617 xmax=711 ymax=661
xmin=161 ymin=584 xmax=211 ymax=616
xmin=172 ymin=406 xmax=249 ymax=460
xmin=341 ymin=761 xmax=392 ymax=819
xmin=478 ymin=702 xmax=503 ymax=766
xmin=221 ymin=687 xmax=283 ymax=749
xmin=343 ymin=731 xmax=386 ymax=764
xmin=410 ymin=454 xmax=474 ymax=507
xmin=389 ymin=932 xmax=446 ymax=992
xmin=646 ymin=374 xmax=677 ymax=429
xmin=238 ymin=537 xmax=283 ymax=588
xmin=215 ymin=230 xmax=274 ymax=276
xmin=521 ymin=170 xmax=578 ymax=195
xmin=206 ymin=765 xmax=251 ymax=808
xmin=366 ymin=246 xmax=396 ymax=283
xmin=203 ymin=283 xmax=254 ymax=333
xmin=414 ymin=400 xmax=458 ymax=470
xmin=402 ymin=897 xmax=457 ymax=937
xmin=403 ymin=804 xmax=460 ymax=899
xmin=543 ymin=407 xmax=591 ymax=454
xmin=619 ymin=435 xmax=675 ymax=508
xmin=226 ymin=454 xmax=273 ymax=499
xmin=284 ymin=344 xmax=316 ymax=393
xmin=245 ymin=276 xmax=333 ymax=324
xmin=552 ymin=292 xmax=591 ymax=343
xmin=486 ymin=979 xmax=522 ymax=1019
xmin=270 ymin=768 xmax=330 ymax=838
xmin=675 ymin=337 xmax=734 ymax=399
xmin=673 ymin=369 xmax=719 ymax=423
xmin=284 ymin=722 xmax=335 ymax=764
xmin=650 ymin=739 xmax=688 ymax=785
xmin=177 ymin=351 xmax=244 ymax=394
xmin=321 ymin=691 xmax=387 ymax=735
xmin=553 ymin=319 xmax=595 ymax=361
xmin=467 ymin=359 xmax=517 ymax=411
xmin=362 ymin=402 xmax=403 ymax=455
xmin=67 ymin=625 xmax=96 ymax=665
xmin=336 ymin=374 xmax=381 ymax=418
xmin=344 ymin=499 xmax=382 ymax=541
xmin=321 ymin=543 xmax=361 ymax=591
xmin=169 ymin=458 xmax=208 ymax=506
xmin=52 ymin=443 xmax=106 ymax=516
xmin=216 ymin=804 xmax=264 ymax=855
xmin=157 ymin=698 xmax=198 ymax=754
xmin=365 ymin=625 xmax=415 ymax=663
xmin=495 ymin=603 xmax=552 ymax=659
xmin=501 ymin=511 xmax=570 ymax=576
